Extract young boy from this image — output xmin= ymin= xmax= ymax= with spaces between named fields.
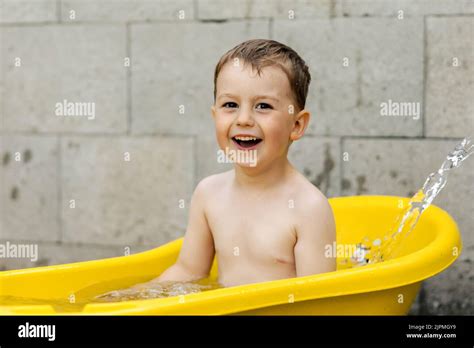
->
xmin=142 ymin=39 xmax=335 ymax=288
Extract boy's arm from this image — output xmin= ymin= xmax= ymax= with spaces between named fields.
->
xmin=293 ymin=196 xmax=336 ymax=277
xmin=93 ymin=180 xmax=215 ymax=298
xmin=152 ymin=178 xmax=216 ymax=283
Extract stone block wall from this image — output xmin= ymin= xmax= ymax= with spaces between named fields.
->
xmin=0 ymin=0 xmax=472 ymax=314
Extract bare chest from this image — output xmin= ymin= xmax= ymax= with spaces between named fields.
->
xmin=206 ymin=197 xmax=297 ymax=265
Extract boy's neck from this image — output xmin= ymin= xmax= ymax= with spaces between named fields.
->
xmin=232 ymin=155 xmax=295 ymax=192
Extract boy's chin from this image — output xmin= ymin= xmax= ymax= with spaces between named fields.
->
xmin=234 ymin=161 xmax=259 ymax=169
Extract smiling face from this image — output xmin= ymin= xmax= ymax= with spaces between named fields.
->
xmin=212 ymin=61 xmax=309 ymax=169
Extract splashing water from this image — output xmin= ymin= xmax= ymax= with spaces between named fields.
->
xmin=345 ymin=137 xmax=473 ymax=267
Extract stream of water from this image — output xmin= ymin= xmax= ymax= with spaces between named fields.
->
xmin=346 ymin=137 xmax=473 ymax=267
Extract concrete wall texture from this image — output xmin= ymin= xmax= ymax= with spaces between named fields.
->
xmin=0 ymin=0 xmax=472 ymax=314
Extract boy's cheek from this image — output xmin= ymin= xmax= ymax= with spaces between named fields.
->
xmin=215 ymin=126 xmax=231 ymax=149
xmin=265 ymin=124 xmax=290 ymax=142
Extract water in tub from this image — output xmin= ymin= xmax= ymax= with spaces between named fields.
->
xmin=1 ymin=138 xmax=471 ymax=309
xmin=0 ymin=277 xmax=223 ymax=312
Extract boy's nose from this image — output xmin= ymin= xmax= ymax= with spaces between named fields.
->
xmin=235 ymin=109 xmax=255 ymax=126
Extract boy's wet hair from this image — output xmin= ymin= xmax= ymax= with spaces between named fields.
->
xmin=213 ymin=39 xmax=311 ymax=112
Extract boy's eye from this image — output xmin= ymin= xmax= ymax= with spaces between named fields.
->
xmin=256 ymin=103 xmax=272 ymax=110
xmin=222 ymin=102 xmax=238 ymax=108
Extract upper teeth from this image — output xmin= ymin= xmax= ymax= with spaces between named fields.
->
xmin=235 ymin=136 xmax=258 ymax=141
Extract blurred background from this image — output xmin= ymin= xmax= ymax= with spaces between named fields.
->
xmin=0 ymin=0 xmax=472 ymax=314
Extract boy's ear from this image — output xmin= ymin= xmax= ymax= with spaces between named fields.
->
xmin=211 ymin=105 xmax=216 ymax=120
xmin=290 ymin=109 xmax=310 ymax=141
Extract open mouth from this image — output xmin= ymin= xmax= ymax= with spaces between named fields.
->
xmin=231 ymin=136 xmax=263 ymax=149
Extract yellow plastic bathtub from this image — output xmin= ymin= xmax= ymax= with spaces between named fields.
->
xmin=0 ymin=195 xmax=461 ymax=315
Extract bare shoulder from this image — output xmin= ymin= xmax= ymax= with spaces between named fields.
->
xmin=291 ymin=172 xmax=335 ymax=229
xmin=194 ymin=170 xmax=233 ymax=199
xmin=293 ymin=172 xmax=332 ymax=212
